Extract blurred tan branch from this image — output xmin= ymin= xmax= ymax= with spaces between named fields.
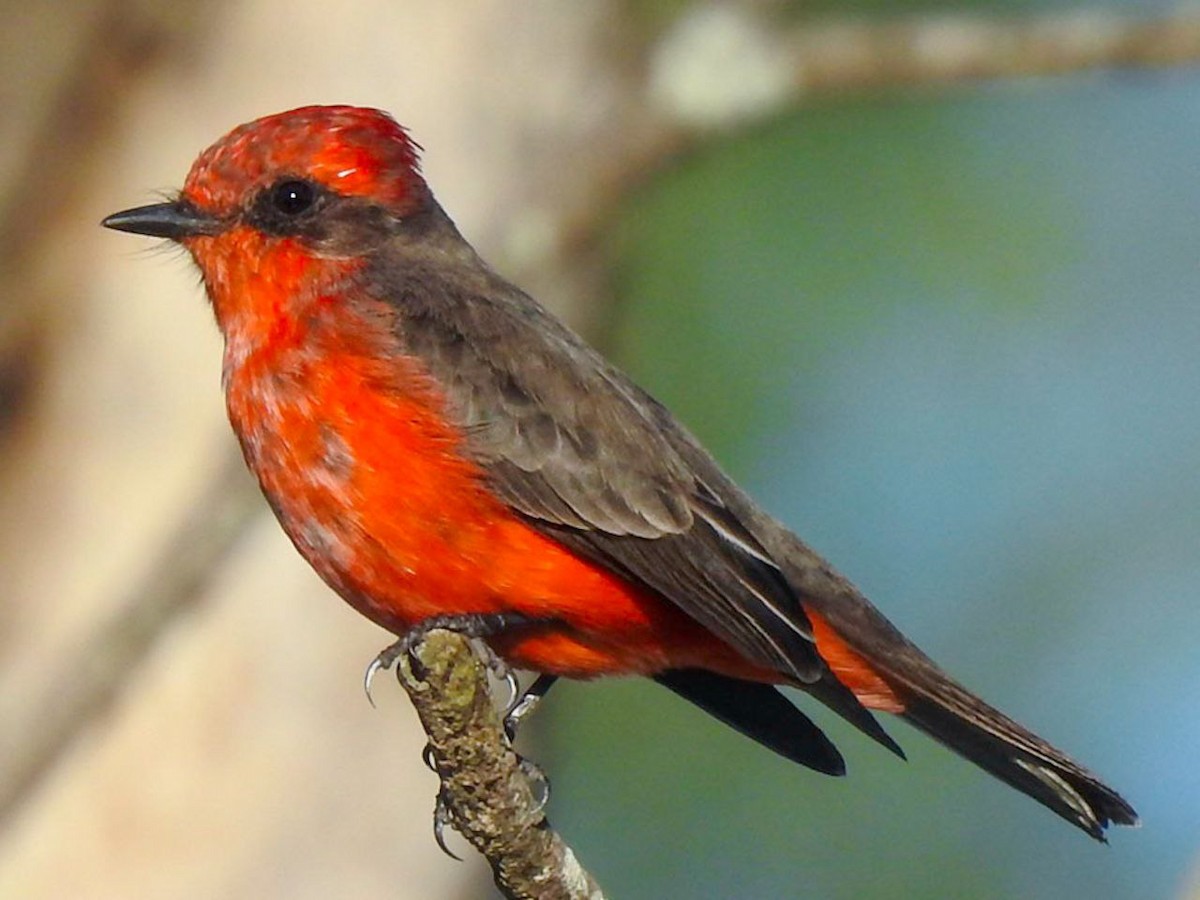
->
xmin=0 ymin=451 xmax=261 ymax=824
xmin=0 ymin=0 xmax=217 ymax=351
xmin=776 ymin=10 xmax=1200 ymax=97
xmin=396 ymin=632 xmax=605 ymax=900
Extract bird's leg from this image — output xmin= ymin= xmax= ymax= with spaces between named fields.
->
xmin=504 ymin=673 xmax=559 ymax=740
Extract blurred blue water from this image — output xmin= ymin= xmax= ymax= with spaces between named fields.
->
xmin=539 ymin=77 xmax=1200 ymax=899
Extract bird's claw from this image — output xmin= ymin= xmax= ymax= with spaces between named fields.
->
xmin=362 ymin=646 xmax=402 ymax=708
xmin=518 ymin=755 xmax=551 ymax=814
xmin=433 ymin=788 xmax=461 ymax=861
xmin=476 ymin=649 xmax=521 ymax=719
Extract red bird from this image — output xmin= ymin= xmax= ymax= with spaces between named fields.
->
xmin=103 ymin=105 xmax=1136 ymax=840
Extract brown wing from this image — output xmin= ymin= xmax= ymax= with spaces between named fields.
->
xmin=365 ymin=231 xmax=824 ymax=684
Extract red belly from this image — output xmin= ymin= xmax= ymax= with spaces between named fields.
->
xmin=220 ymin=307 xmax=901 ymax=710
xmin=223 ymin=338 xmax=769 ymax=681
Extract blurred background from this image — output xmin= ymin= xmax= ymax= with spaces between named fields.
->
xmin=0 ymin=1 xmax=1197 ymax=898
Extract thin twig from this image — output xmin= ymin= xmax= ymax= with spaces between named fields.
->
xmin=396 ymin=631 xmax=605 ymax=900
xmin=784 ymin=10 xmax=1200 ymax=96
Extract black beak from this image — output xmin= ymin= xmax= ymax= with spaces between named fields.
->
xmin=101 ymin=201 xmax=222 ymax=240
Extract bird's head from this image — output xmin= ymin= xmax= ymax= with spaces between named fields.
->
xmin=103 ymin=105 xmax=435 ymax=351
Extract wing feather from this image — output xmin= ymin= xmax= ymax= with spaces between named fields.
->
xmin=372 ymin=249 xmax=823 ymax=681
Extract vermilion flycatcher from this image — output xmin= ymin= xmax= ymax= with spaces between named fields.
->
xmin=103 ymin=105 xmax=1136 ymax=840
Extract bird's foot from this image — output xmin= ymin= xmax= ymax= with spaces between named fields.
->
xmin=363 ymin=613 xmax=532 ymax=707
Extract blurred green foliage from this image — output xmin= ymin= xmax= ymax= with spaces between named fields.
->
xmin=607 ymin=103 xmax=1073 ymax=463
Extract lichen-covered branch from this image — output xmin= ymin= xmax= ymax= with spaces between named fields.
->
xmin=395 ymin=631 xmax=605 ymax=900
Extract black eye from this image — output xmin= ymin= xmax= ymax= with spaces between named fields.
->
xmin=271 ymin=179 xmax=317 ymax=216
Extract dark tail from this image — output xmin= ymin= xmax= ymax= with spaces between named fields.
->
xmin=803 ymin=585 xmax=1138 ymax=840
xmin=894 ymin=668 xmax=1138 ymax=840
